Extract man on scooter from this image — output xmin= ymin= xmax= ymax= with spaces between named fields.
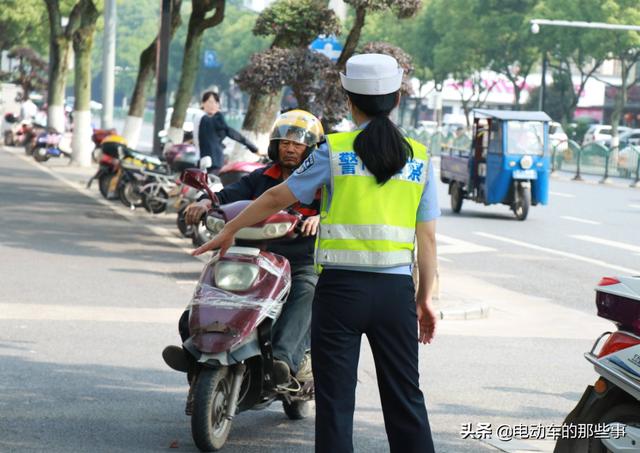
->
xmin=163 ymin=110 xmax=322 ymax=398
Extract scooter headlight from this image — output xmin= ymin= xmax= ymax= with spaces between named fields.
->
xmin=214 ymin=262 xmax=259 ymax=291
xmin=263 ymin=222 xmax=292 ymax=238
xmin=205 ymin=216 xmax=225 ymax=234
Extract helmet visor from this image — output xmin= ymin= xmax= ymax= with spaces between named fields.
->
xmin=270 ymin=125 xmax=319 ymax=147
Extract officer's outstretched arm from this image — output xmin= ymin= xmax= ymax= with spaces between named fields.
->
xmin=192 ymin=183 xmax=297 ymax=256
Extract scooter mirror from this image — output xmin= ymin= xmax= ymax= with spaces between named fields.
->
xmin=181 ymin=168 xmax=209 ymax=190
xmin=181 ymin=168 xmax=217 ymax=202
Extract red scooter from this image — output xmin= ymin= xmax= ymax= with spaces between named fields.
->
xmin=173 ymin=169 xmax=314 ymax=452
xmin=217 ymin=160 xmax=265 ymax=186
xmin=555 ymin=276 xmax=640 ymax=452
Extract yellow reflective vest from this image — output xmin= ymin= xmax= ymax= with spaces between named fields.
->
xmin=316 ymin=130 xmax=429 ymax=268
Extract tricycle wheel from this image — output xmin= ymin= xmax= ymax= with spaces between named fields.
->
xmin=191 ymin=367 xmax=233 ymax=452
xmin=513 ymin=183 xmax=530 ymax=221
xmin=450 ymin=182 xmax=463 ymax=213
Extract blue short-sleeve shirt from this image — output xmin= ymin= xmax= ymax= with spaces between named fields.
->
xmin=286 ymin=138 xmax=440 ymax=275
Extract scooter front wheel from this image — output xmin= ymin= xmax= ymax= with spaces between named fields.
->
xmin=191 ymin=367 xmax=233 ymax=452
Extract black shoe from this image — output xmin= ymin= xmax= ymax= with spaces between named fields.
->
xmin=162 ymin=345 xmax=189 ymax=373
xmin=273 ymin=360 xmax=291 ymax=385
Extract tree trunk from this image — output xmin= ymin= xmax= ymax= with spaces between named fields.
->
xmin=512 ymin=81 xmax=522 ymax=110
xmin=123 ymin=0 xmax=182 ymax=147
xmin=168 ymin=0 xmax=224 ymax=145
xmin=45 ymin=0 xmax=72 ymax=134
xmin=70 ymin=1 xmax=99 ymax=167
xmin=336 ymin=5 xmax=366 ymax=68
xmin=123 ymin=41 xmax=157 ymax=147
xmin=610 ymin=63 xmax=628 ymax=167
xmin=241 ymin=90 xmax=282 ymax=134
xmin=48 ymin=37 xmax=71 ymax=133
xmin=168 ymin=26 xmax=205 ymax=143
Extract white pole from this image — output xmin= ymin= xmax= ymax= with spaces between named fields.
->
xmin=102 ymin=0 xmax=116 ymax=129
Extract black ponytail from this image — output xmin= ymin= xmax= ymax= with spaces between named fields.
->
xmin=347 ymin=91 xmax=413 ymax=184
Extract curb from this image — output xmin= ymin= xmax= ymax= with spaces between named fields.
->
xmin=550 ymin=171 xmax=639 ymax=189
xmin=435 ymin=300 xmax=491 ymax=320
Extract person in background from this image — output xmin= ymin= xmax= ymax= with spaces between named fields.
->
xmin=198 ymin=91 xmax=259 ymax=174
xmin=19 ymin=95 xmax=38 ymax=123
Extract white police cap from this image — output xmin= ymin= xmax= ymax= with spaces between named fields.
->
xmin=340 ymin=53 xmax=403 ymax=95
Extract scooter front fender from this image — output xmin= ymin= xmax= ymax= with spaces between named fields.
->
xmin=184 ymin=330 xmax=261 ymax=367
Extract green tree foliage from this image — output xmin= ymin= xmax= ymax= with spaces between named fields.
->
xmin=533 ymin=0 xmax=610 ymax=124
xmin=253 ymin=0 xmax=340 ymax=47
xmin=593 ymin=0 xmax=640 ymax=144
xmin=4 ymin=47 xmax=48 ymax=97
xmin=237 ymin=0 xmax=340 ymax=133
xmin=0 ymin=0 xmax=50 ymax=54
xmin=197 ymin=3 xmax=270 ymax=90
xmin=473 ymin=0 xmax=539 ymax=108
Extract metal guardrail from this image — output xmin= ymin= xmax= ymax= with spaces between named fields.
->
xmin=551 ymin=140 xmax=640 ymax=187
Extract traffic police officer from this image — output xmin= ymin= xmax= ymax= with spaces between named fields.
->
xmin=193 ymin=53 xmax=439 ymax=453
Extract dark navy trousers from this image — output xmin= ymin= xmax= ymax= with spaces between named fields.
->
xmin=311 ymin=269 xmax=435 ymax=453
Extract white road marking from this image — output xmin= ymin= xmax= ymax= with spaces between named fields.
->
xmin=176 ymin=280 xmax=199 ymax=285
xmin=560 ymin=216 xmax=601 ymax=225
xmin=437 ymin=233 xmax=496 ymax=256
xmin=474 ymin=232 xmax=640 ymax=275
xmin=630 ymin=204 xmax=640 ymax=209
xmin=571 ymin=235 xmax=640 ymax=254
xmin=0 ymin=302 xmax=182 ymax=323
xmin=550 ymin=191 xmax=575 ymax=198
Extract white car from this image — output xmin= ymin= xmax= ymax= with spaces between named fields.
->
xmin=583 ymin=125 xmax=631 ymax=146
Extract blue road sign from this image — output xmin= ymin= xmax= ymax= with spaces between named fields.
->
xmin=203 ymin=50 xmax=220 ymax=68
xmin=310 ymin=35 xmax=343 ymax=62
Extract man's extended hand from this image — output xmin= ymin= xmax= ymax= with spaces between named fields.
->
xmin=417 ymin=298 xmax=437 ymax=345
xmin=300 ymin=215 xmax=320 ymax=236
xmin=185 ymin=199 xmax=211 ymax=225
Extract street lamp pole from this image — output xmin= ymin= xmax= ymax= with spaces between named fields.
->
xmin=539 ymin=52 xmax=547 ymax=112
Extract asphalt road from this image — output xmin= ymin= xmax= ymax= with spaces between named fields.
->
xmin=1 ymin=147 xmax=638 ymax=453
xmin=434 ymin=160 xmax=640 ymax=313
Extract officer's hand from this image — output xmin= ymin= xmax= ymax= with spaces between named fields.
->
xmin=417 ymin=298 xmax=437 ymax=344
xmin=300 ymin=215 xmax=320 ymax=236
xmin=185 ymin=200 xmax=211 ymax=225
xmin=192 ymin=225 xmax=235 ymax=257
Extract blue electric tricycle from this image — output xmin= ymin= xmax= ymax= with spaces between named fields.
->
xmin=440 ymin=109 xmax=551 ymax=220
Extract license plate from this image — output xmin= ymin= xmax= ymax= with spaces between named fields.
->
xmin=513 ymin=169 xmax=537 ymax=180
